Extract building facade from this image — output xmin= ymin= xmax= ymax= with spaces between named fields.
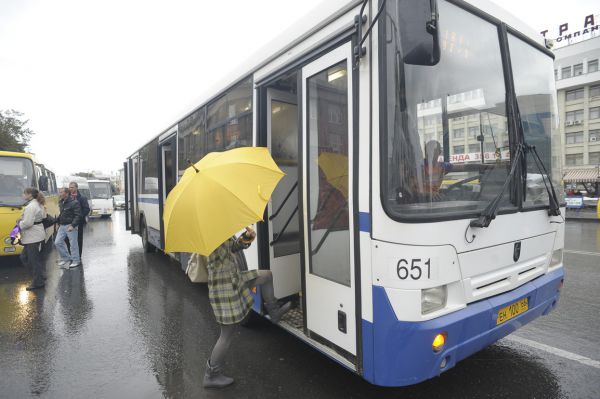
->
xmin=554 ymin=35 xmax=600 ymax=191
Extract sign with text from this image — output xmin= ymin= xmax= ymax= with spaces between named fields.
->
xmin=541 ymin=13 xmax=600 ymax=48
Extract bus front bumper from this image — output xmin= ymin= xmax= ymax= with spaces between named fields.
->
xmin=363 ymin=268 xmax=564 ymax=387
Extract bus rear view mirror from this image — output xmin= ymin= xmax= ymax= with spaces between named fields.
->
xmin=397 ymin=0 xmax=440 ymax=66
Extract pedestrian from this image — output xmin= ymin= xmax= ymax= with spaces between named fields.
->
xmin=68 ymin=181 xmax=90 ymax=259
xmin=203 ymin=226 xmax=291 ymax=389
xmin=18 ymin=187 xmax=47 ymax=291
xmin=54 ymin=187 xmax=82 ymax=269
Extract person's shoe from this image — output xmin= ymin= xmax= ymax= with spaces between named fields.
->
xmin=58 ymin=261 xmax=70 ymax=269
xmin=69 ymin=262 xmax=81 ymax=268
xmin=25 ymin=285 xmax=44 ymax=291
xmin=203 ymin=360 xmax=234 ymax=389
xmin=265 ymin=301 xmax=292 ymax=324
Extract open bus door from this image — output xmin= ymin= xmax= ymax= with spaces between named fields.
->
xmin=301 ymin=43 xmax=357 ymax=357
xmin=158 ymin=131 xmax=177 ymax=249
xmin=266 ymin=87 xmax=303 ymax=300
xmin=128 ymin=155 xmax=141 ymax=234
xmin=124 ymin=161 xmax=131 ymax=231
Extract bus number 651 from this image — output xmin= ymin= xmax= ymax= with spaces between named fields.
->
xmin=397 ymin=258 xmax=431 ymax=280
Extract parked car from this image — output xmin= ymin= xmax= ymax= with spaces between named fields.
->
xmin=112 ymin=194 xmax=125 ymax=210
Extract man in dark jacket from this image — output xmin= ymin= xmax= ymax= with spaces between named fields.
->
xmin=54 ymin=188 xmax=82 ymax=268
xmin=69 ymin=181 xmax=90 ymax=258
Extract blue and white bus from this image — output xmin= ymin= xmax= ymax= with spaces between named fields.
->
xmin=125 ymin=0 xmax=565 ymax=386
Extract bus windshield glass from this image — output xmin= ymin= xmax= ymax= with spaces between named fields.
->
xmin=381 ymin=0 xmax=515 ymax=220
xmin=507 ymin=33 xmax=560 ymax=207
xmin=0 ymin=156 xmax=35 ymax=206
xmin=89 ymin=182 xmax=112 ymax=199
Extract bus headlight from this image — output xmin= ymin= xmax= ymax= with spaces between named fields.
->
xmin=550 ymin=249 xmax=563 ymax=268
xmin=422 ymin=286 xmax=447 ymax=315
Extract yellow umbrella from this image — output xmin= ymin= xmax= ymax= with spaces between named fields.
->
xmin=163 ymin=147 xmax=285 ymax=256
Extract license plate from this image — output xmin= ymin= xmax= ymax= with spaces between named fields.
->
xmin=496 ymin=297 xmax=528 ymax=325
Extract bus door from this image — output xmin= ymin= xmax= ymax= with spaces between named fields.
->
xmin=129 ymin=155 xmax=141 ymax=234
xmin=266 ymin=87 xmax=302 ymax=299
xmin=124 ymin=161 xmax=131 ymax=231
xmin=301 ymin=43 xmax=356 ymax=356
xmin=158 ymin=133 xmax=177 ymax=248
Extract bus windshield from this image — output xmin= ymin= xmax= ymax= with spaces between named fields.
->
xmin=0 ymin=156 xmax=35 ymax=206
xmin=381 ymin=0 xmax=516 ymax=220
xmin=89 ymin=182 xmax=112 ymax=199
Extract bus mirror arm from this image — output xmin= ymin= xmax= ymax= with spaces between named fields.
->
xmin=354 ymin=0 xmax=386 ymax=67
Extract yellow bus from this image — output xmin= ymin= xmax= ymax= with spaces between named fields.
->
xmin=0 ymin=151 xmax=60 ymax=256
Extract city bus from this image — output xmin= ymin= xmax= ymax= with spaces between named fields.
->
xmin=87 ymin=179 xmax=113 ymax=218
xmin=1 ymin=151 xmax=60 ymax=256
xmin=124 ymin=0 xmax=565 ymax=386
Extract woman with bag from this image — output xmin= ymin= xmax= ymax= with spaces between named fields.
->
xmin=18 ymin=187 xmax=48 ymax=291
xmin=203 ymin=226 xmax=291 ymax=389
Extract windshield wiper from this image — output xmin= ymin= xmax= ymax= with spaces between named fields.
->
xmin=469 ymin=143 xmax=525 ymax=228
xmin=525 ymin=145 xmax=561 ymax=217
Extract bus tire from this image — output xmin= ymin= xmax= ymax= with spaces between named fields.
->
xmin=141 ymin=218 xmax=155 ymax=253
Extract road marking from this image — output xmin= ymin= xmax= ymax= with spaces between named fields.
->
xmin=564 ymin=249 xmax=600 ymax=257
xmin=504 ymin=335 xmax=600 ymax=369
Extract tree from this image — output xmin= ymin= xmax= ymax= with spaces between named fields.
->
xmin=0 ymin=110 xmax=34 ymax=152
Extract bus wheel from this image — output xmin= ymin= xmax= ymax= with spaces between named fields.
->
xmin=141 ymin=219 xmax=155 ymax=253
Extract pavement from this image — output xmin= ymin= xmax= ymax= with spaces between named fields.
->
xmin=0 ymin=212 xmax=599 ymax=398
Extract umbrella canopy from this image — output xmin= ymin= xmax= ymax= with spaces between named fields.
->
xmin=164 ymin=147 xmax=284 ymax=256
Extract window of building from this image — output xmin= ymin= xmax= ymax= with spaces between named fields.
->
xmin=484 ymin=142 xmax=496 ymax=152
xmin=468 ymin=126 xmax=479 ymax=137
xmin=589 ymin=59 xmax=599 ymax=73
xmin=590 ymin=107 xmax=600 ymax=120
xmin=565 ymin=154 xmax=583 ymax=166
xmin=453 ymin=128 xmax=464 ymax=138
xmin=566 ymin=88 xmax=584 ymax=101
xmin=565 ymin=109 xmax=584 ymax=125
xmin=591 ymin=85 xmax=600 ymax=98
xmin=453 ymin=145 xmax=465 ymax=154
xmin=573 ymin=63 xmax=583 ymax=76
xmin=589 ymin=152 xmax=600 ymax=164
xmin=561 ymin=66 xmax=571 ymax=79
xmin=566 ymin=132 xmax=584 ymax=144
xmin=468 ymin=144 xmax=480 ymax=153
xmin=554 ymin=69 xmax=558 ymax=80
xmin=590 ymin=129 xmax=600 ymax=142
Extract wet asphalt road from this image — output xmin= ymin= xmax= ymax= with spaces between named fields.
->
xmin=1 ymin=212 xmax=599 ymax=399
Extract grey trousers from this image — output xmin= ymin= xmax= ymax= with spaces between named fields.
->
xmin=20 ymin=241 xmax=45 ymax=287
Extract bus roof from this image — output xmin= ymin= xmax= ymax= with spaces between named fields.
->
xmin=0 ymin=151 xmax=34 ymax=160
xmin=128 ymin=0 xmax=548 ymax=158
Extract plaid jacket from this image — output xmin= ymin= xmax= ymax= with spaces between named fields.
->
xmin=206 ymin=236 xmax=259 ymax=325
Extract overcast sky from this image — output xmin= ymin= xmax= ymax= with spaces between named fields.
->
xmin=0 ymin=0 xmax=598 ymax=177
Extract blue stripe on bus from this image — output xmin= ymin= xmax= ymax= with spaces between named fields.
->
xmin=363 ymin=268 xmax=564 ymax=386
xmin=359 ymin=212 xmax=371 ymax=233
xmin=138 ymin=197 xmax=159 ymax=204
